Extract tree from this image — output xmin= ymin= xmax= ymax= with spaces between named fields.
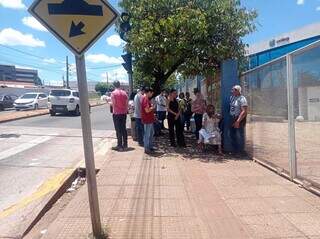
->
xmin=118 ymin=0 xmax=257 ymax=94
xmin=95 ymin=82 xmax=110 ymax=95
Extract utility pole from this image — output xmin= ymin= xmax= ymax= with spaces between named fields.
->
xmin=106 ymin=72 xmax=109 ymax=90
xmin=66 ymin=56 xmax=69 ymax=89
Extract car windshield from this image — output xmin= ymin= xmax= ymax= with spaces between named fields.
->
xmin=0 ymin=95 xmax=3 ymax=101
xmin=21 ymin=94 xmax=37 ymax=99
xmin=50 ymin=90 xmax=71 ymax=97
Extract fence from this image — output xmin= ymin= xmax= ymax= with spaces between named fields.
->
xmin=242 ymin=40 xmax=320 ymax=193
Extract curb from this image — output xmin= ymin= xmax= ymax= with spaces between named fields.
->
xmin=22 ymin=167 xmax=79 ymax=238
xmin=22 ymin=137 xmax=114 ymax=238
xmin=0 ymin=102 xmax=106 ymax=124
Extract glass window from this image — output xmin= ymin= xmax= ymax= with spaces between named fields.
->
xmin=72 ymin=92 xmax=79 ymax=97
xmin=21 ymin=94 xmax=37 ymax=99
xmin=50 ymin=90 xmax=71 ymax=97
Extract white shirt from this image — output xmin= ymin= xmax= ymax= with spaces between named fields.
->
xmin=155 ymin=95 xmax=167 ymax=112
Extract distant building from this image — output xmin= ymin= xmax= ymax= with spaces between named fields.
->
xmin=0 ymin=64 xmax=42 ymax=87
xmin=246 ymin=22 xmax=320 ymax=69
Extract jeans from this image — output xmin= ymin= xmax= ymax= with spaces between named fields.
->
xmin=156 ymin=111 xmax=166 ymax=129
xmin=194 ymin=114 xmax=203 ymax=140
xmin=135 ymin=118 xmax=144 ymax=145
xmin=168 ymin=117 xmax=185 ymax=147
xmin=144 ymin=123 xmax=154 ymax=151
xmin=184 ymin=113 xmax=192 ymax=130
xmin=113 ymin=114 xmax=128 ymax=148
xmin=230 ymin=126 xmax=245 ymax=153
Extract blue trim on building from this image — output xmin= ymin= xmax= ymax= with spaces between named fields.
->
xmin=248 ymin=35 xmax=320 ymax=69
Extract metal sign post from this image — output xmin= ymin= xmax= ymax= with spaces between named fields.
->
xmin=75 ymin=55 xmax=102 ymax=237
xmin=28 ymin=1 xmax=120 ymax=237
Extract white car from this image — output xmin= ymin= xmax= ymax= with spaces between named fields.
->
xmin=48 ymin=89 xmax=80 ymax=116
xmin=14 ymin=92 xmax=48 ymax=110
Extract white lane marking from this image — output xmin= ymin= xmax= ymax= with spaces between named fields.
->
xmin=29 ymin=162 xmax=40 ymax=166
xmin=31 ymin=158 xmax=40 ymax=161
xmin=0 ymin=136 xmax=53 ymax=161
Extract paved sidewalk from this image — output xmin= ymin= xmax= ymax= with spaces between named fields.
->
xmin=34 ymin=139 xmax=320 ymax=239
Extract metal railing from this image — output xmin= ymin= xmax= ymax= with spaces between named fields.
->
xmin=241 ymin=40 xmax=320 ymax=194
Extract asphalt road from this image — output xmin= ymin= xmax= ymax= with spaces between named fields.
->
xmin=2 ymin=104 xmax=115 ymax=130
xmin=0 ymin=105 xmax=116 ymax=237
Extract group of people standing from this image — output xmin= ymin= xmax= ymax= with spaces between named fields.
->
xmin=110 ymin=80 xmax=248 ymax=155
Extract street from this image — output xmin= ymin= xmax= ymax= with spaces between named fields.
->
xmin=2 ymin=104 xmax=113 ymax=130
xmin=0 ymin=105 xmax=115 ymax=237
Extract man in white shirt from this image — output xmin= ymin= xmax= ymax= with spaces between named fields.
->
xmin=155 ymin=89 xmax=167 ymax=130
xmin=229 ymin=85 xmax=248 ymax=154
xmin=134 ymin=87 xmax=145 ymax=146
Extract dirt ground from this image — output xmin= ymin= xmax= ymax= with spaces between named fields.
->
xmin=246 ymin=121 xmax=320 ymax=185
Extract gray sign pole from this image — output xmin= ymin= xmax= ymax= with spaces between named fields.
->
xmin=75 ymin=55 xmax=102 ymax=237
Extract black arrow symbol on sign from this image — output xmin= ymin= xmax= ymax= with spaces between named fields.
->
xmin=69 ymin=21 xmax=85 ymax=38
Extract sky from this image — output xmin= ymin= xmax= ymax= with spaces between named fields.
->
xmin=0 ymin=0 xmax=319 ymax=86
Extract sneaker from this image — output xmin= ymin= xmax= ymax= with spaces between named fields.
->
xmin=112 ymin=146 xmax=122 ymax=151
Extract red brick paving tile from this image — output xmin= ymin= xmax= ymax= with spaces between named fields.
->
xmin=283 ymin=213 xmax=320 ymax=236
xmin=240 ymin=214 xmax=305 ymax=238
xmin=216 ymin=186 xmax=259 ymax=199
xmin=41 ymin=217 xmax=92 ymax=239
xmin=77 ymin=185 xmax=122 ymax=199
xmin=103 ymin=217 xmax=161 ymax=239
xmin=58 ymin=197 xmax=115 ymax=218
xmin=207 ymin=217 xmax=251 ymax=239
xmin=155 ymin=217 xmax=209 ymax=239
xmin=110 ymin=198 xmax=154 ymax=217
xmin=119 ymin=185 xmax=155 ymax=199
xmin=264 ymin=196 xmax=318 ymax=213
xmin=225 ymin=198 xmax=277 ymax=216
xmin=154 ymin=199 xmax=194 ymax=217
xmin=252 ymin=185 xmax=296 ymax=197
xmin=154 ymin=186 xmax=188 ymax=199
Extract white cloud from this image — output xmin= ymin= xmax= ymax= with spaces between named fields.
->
xmin=22 ymin=16 xmax=48 ymax=32
xmin=15 ymin=65 xmax=35 ymax=70
xmin=43 ymin=58 xmax=56 ymax=64
xmin=0 ymin=28 xmax=45 ymax=47
xmin=297 ymin=0 xmax=304 ymax=5
xmin=0 ymin=0 xmax=26 ymax=9
xmin=101 ymin=67 xmax=128 ymax=83
xmin=86 ymin=54 xmax=123 ymax=64
xmin=106 ymin=34 xmax=123 ymax=47
xmin=316 ymin=6 xmax=320 ymax=11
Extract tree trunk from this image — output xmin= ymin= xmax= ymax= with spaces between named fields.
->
xmin=152 ymin=73 xmax=166 ymax=96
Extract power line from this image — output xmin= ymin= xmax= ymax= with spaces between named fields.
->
xmin=0 ymin=56 xmax=63 ymax=75
xmin=87 ymin=64 xmax=122 ymax=69
xmin=0 ymin=44 xmax=65 ymax=65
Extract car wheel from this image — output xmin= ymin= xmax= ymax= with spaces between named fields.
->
xmin=16 ymin=109 xmax=20 ymax=111
xmin=0 ymin=105 xmax=4 ymax=111
xmin=50 ymin=110 xmax=56 ymax=116
xmin=34 ymin=103 xmax=39 ymax=110
xmin=74 ymin=105 xmax=80 ymax=116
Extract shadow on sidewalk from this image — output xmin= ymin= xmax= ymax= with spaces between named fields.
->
xmin=153 ymin=130 xmax=250 ymax=163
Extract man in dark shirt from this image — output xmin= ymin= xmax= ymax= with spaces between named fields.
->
xmin=141 ymin=87 xmax=155 ymax=154
xmin=167 ymin=89 xmax=186 ymax=147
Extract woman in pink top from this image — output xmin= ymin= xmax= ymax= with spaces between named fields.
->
xmin=191 ymin=88 xmax=206 ymax=140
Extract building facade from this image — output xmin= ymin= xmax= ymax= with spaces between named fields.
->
xmin=0 ymin=64 xmax=42 ymax=87
xmin=247 ymin=22 xmax=320 ymax=69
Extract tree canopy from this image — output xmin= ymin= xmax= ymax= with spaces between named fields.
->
xmin=95 ymin=82 xmax=111 ymax=95
xmin=118 ymin=0 xmax=257 ymax=93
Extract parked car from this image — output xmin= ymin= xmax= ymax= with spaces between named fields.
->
xmin=0 ymin=94 xmax=17 ymax=111
xmin=48 ymin=89 xmax=80 ymax=116
xmin=14 ymin=93 xmax=48 ymax=110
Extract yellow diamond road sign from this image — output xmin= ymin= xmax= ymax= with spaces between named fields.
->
xmin=29 ymin=0 xmax=119 ymax=56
